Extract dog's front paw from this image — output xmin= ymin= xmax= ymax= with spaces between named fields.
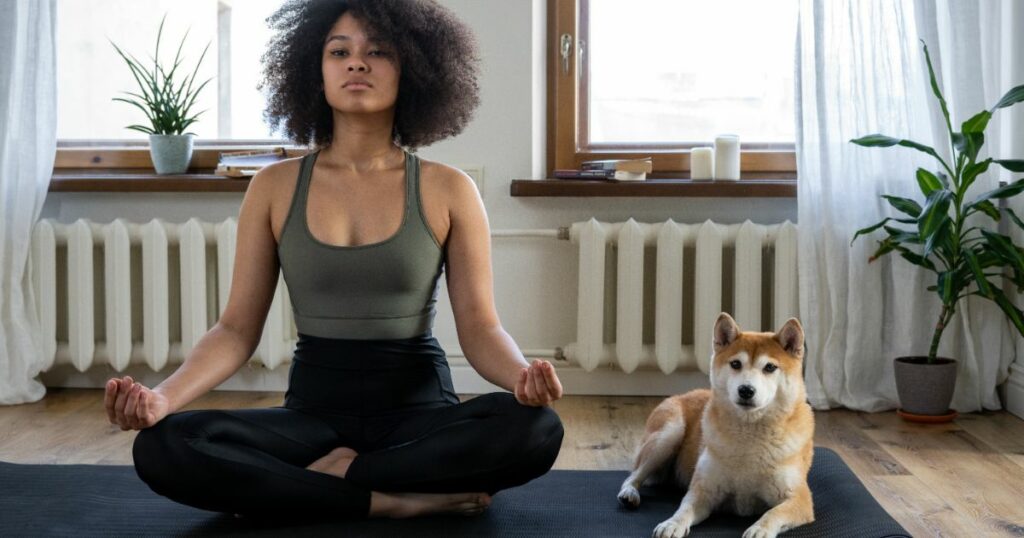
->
xmin=741 ymin=523 xmax=777 ymax=538
xmin=617 ymin=485 xmax=641 ymax=509
xmin=652 ymin=517 xmax=692 ymax=538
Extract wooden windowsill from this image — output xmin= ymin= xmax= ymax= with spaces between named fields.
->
xmin=49 ymin=169 xmax=252 ymax=193
xmin=510 ymin=178 xmax=797 ymax=197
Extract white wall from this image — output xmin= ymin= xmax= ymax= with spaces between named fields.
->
xmin=40 ymin=0 xmax=797 ymax=391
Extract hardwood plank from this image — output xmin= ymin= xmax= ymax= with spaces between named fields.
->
xmin=548 ymin=395 xmax=661 ymax=470
xmin=865 ymin=475 xmax=984 ymax=538
xmin=859 ymin=411 xmax=1024 ymax=536
xmin=813 ymin=410 xmax=909 ymax=478
xmin=956 ymin=410 xmax=1024 ymax=472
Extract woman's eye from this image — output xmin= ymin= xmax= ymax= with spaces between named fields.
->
xmin=763 ymin=363 xmax=778 ymax=373
xmin=329 ymin=50 xmax=388 ymax=57
xmin=729 ymin=360 xmax=742 ymax=370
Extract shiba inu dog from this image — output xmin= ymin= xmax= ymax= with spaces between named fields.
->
xmin=617 ymin=313 xmax=814 ymax=538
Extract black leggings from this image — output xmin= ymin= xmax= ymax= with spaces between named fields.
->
xmin=131 ymin=330 xmax=565 ymax=520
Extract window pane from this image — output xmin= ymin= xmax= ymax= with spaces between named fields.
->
xmin=587 ymin=0 xmax=798 ymax=146
xmin=56 ymin=0 xmax=285 ymax=140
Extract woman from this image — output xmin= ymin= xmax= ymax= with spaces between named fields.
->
xmin=104 ymin=0 xmax=565 ymax=521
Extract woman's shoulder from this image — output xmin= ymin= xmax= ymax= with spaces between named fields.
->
xmin=248 ymin=155 xmax=305 ymax=197
xmin=260 ymin=154 xmax=305 ymax=181
xmin=417 ymin=156 xmax=478 ymax=196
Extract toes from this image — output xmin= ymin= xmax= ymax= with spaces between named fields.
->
xmin=653 ymin=519 xmax=691 ymax=538
xmin=618 ymin=486 xmax=641 ymax=508
xmin=742 ymin=525 xmax=775 ymax=538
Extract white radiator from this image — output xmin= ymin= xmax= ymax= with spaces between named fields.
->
xmin=29 ymin=216 xmax=798 ymax=394
xmin=562 ymin=218 xmax=799 ymax=375
xmin=31 ymin=217 xmax=295 ymax=374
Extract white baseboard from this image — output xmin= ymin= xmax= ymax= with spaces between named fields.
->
xmin=1005 ymin=363 xmax=1024 ymax=420
xmin=38 ymin=359 xmax=709 ymax=399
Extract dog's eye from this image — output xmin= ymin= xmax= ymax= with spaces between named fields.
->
xmin=729 ymin=360 xmax=742 ymax=370
xmin=763 ymin=363 xmax=778 ymax=373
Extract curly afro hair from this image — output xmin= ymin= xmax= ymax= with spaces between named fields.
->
xmin=258 ymin=0 xmax=481 ymax=150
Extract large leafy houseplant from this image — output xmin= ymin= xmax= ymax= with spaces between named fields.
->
xmin=107 ymin=14 xmax=213 ymax=174
xmin=850 ymin=41 xmax=1024 ymax=417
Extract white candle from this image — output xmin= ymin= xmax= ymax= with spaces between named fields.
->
xmin=690 ymin=147 xmax=714 ymax=180
xmin=714 ymin=134 xmax=740 ymax=181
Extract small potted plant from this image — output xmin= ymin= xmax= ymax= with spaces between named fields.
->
xmin=108 ymin=14 xmax=213 ymax=174
xmin=851 ymin=40 xmax=1024 ymax=422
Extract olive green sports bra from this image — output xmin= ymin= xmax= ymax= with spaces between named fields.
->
xmin=276 ymin=148 xmax=446 ymax=340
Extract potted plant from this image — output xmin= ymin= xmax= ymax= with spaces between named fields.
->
xmin=851 ymin=40 xmax=1024 ymax=422
xmin=108 ymin=14 xmax=213 ymax=174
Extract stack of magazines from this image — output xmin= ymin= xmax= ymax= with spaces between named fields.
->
xmin=553 ymin=158 xmax=653 ymax=181
xmin=215 ymin=147 xmax=290 ymax=177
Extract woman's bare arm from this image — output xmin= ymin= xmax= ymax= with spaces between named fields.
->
xmin=440 ymin=166 xmax=563 ymax=404
xmin=144 ymin=163 xmax=286 ymax=414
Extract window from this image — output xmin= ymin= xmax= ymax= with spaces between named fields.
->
xmin=56 ymin=0 xmax=286 ymax=144
xmin=549 ymin=0 xmax=798 ymax=177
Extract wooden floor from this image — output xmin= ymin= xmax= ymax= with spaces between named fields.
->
xmin=3 ymin=388 xmax=1024 ymax=537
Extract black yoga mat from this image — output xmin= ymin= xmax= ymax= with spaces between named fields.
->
xmin=0 ymin=447 xmax=908 ymax=537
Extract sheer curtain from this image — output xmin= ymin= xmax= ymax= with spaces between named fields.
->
xmin=796 ymin=0 xmax=1019 ymax=412
xmin=0 ymin=0 xmax=57 ymax=404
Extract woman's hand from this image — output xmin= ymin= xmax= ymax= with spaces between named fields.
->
xmin=104 ymin=376 xmax=170 ymax=430
xmin=513 ymin=359 xmax=563 ymax=407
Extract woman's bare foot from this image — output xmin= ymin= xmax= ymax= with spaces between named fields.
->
xmin=369 ymin=491 xmax=492 ymax=519
xmin=306 ymin=447 xmax=359 ymax=478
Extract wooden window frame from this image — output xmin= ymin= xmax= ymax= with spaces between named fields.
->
xmin=546 ymin=0 xmax=797 ymax=180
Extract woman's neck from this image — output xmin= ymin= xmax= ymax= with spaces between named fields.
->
xmin=321 ymin=110 xmax=402 ymax=173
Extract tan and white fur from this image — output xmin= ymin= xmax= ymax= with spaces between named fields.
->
xmin=617 ymin=313 xmax=815 ymax=538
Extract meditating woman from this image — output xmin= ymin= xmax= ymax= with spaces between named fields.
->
xmin=103 ymin=0 xmax=564 ymax=520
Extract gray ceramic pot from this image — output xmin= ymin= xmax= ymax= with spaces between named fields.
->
xmin=149 ymin=134 xmax=194 ymax=174
xmin=893 ymin=356 xmax=957 ymax=415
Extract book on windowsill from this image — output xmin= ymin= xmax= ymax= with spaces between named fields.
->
xmin=580 ymin=157 xmax=654 ymax=174
xmin=215 ymin=147 xmax=290 ymax=177
xmin=553 ymin=169 xmax=647 ymax=181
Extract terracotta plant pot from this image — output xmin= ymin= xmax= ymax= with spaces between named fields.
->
xmin=893 ymin=356 xmax=957 ymax=417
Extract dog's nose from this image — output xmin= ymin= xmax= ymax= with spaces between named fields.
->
xmin=738 ymin=385 xmax=756 ymax=400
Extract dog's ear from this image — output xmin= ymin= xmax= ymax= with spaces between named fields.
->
xmin=775 ymin=318 xmax=804 ymax=359
xmin=713 ymin=312 xmax=740 ymax=353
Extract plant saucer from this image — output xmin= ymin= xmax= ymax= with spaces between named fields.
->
xmin=896 ymin=408 xmax=958 ymax=423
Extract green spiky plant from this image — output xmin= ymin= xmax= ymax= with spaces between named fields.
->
xmin=108 ymin=14 xmax=213 ymax=135
xmin=851 ymin=40 xmax=1024 ymax=364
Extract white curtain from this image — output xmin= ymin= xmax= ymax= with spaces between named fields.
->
xmin=0 ymin=0 xmax=57 ymax=404
xmin=796 ymin=0 xmax=1021 ymax=412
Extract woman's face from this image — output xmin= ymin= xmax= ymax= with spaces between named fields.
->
xmin=321 ymin=12 xmax=400 ymax=115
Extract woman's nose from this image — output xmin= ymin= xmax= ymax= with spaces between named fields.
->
xmin=347 ymin=60 xmax=368 ymax=72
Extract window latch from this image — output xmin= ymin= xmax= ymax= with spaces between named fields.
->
xmin=560 ymin=33 xmax=573 ymax=75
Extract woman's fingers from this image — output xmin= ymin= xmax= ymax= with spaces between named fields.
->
xmin=542 ymin=361 xmax=563 ymax=400
xmin=104 ymin=379 xmax=119 ymax=424
xmin=138 ymin=390 xmax=150 ymax=427
xmin=524 ymin=366 xmax=539 ymax=403
xmin=125 ymin=383 xmax=142 ymax=429
xmin=113 ymin=378 xmax=132 ymax=427
xmin=530 ymin=360 xmax=550 ymax=404
xmin=516 ymin=362 xmax=564 ymax=406
xmin=514 ymin=369 xmax=528 ymax=402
